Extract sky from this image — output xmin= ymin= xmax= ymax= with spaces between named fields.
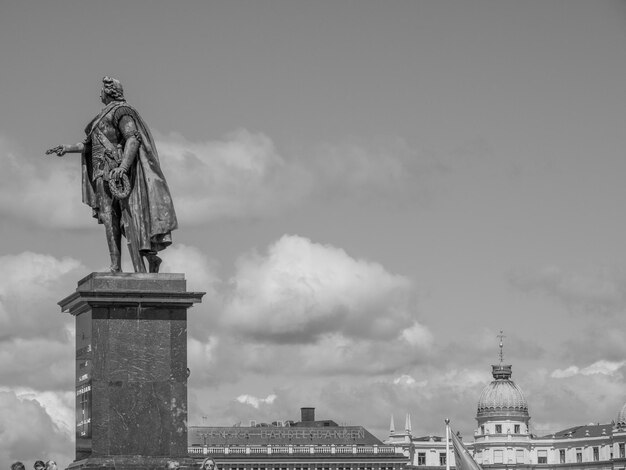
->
xmin=1 ymin=0 xmax=626 ymax=467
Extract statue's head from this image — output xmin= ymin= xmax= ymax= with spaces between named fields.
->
xmin=101 ymin=76 xmax=125 ymax=103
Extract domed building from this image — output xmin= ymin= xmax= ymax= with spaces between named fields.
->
xmin=385 ymin=340 xmax=626 ymax=470
xmin=473 ymin=363 xmax=532 ymax=466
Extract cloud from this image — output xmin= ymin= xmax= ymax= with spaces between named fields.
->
xmin=0 ymin=390 xmax=73 ymax=468
xmin=161 ymin=244 xmax=221 ymax=292
xmin=158 ymin=131 xmax=437 ymax=223
xmin=182 ymin=235 xmax=433 ymax=389
xmin=236 ymin=394 xmax=277 ymax=409
xmin=522 ymin=368 xmax=626 ymax=435
xmin=551 ymin=360 xmax=626 ymax=379
xmin=0 ymin=252 xmax=83 ymax=467
xmin=1 ymin=130 xmax=437 ymax=228
xmin=0 ymin=337 xmax=74 ymax=390
xmin=393 ymin=374 xmax=420 ymax=386
xmin=0 ymin=252 xmax=83 ymax=342
xmin=222 ymin=234 xmax=417 ymax=343
xmin=157 ymin=129 xmax=310 ymax=223
xmin=509 ymin=265 xmax=626 ymax=316
xmin=0 ymin=135 xmax=94 ymax=229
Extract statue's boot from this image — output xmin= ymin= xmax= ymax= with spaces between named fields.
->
xmin=145 ymin=253 xmax=162 ymax=273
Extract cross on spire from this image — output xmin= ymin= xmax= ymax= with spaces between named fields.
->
xmin=497 ymin=330 xmax=506 ymax=363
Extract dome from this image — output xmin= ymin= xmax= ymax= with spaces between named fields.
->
xmin=616 ymin=402 xmax=626 ymax=426
xmin=477 ymin=365 xmax=529 ymax=419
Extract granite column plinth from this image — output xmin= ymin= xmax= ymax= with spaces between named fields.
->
xmin=59 ymin=273 xmax=204 ymax=470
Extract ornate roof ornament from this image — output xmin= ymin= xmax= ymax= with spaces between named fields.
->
xmin=476 ymin=330 xmax=529 ymax=419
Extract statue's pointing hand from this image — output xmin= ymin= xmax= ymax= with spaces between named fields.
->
xmin=45 ymin=145 xmax=67 ymax=157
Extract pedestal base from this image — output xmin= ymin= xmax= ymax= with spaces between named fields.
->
xmin=59 ymin=273 xmax=204 ymax=467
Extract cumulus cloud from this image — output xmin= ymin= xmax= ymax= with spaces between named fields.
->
xmin=509 ymin=265 xmax=626 ymax=315
xmin=183 ymin=235 xmax=433 ymax=388
xmin=0 ymin=252 xmax=83 ymax=341
xmin=523 ymin=367 xmax=626 ymax=435
xmin=551 ymin=360 xmax=626 ymax=378
xmin=0 ymin=390 xmax=73 ymax=468
xmin=0 ymin=337 xmax=74 ymax=390
xmin=0 ymin=252 xmax=85 ymax=466
xmin=236 ymin=393 xmax=277 ymax=409
xmin=393 ymin=374 xmax=420 ymax=386
xmin=223 ymin=234 xmax=417 ymax=343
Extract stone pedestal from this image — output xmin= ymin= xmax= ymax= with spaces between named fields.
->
xmin=59 ymin=273 xmax=204 ymax=470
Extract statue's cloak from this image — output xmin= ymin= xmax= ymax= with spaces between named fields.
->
xmin=82 ymin=101 xmax=177 ymax=252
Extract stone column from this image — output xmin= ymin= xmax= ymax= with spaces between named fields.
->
xmin=59 ymin=273 xmax=204 ymax=470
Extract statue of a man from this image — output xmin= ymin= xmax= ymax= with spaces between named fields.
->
xmin=47 ymin=76 xmax=177 ymax=273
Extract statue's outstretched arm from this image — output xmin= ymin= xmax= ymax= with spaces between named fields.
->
xmin=45 ymin=142 xmax=85 ymax=157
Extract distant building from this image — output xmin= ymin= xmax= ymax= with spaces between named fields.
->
xmin=189 ymin=407 xmax=409 ymax=470
xmin=386 ymin=348 xmax=626 ymax=470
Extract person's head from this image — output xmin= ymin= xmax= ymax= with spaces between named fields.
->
xmin=45 ymin=461 xmax=57 ymax=470
xmin=34 ymin=461 xmax=45 ymax=470
xmin=165 ymin=461 xmax=180 ymax=470
xmin=201 ymin=458 xmax=216 ymax=470
xmin=100 ymin=76 xmax=125 ymax=104
xmin=11 ymin=462 xmax=25 ymax=470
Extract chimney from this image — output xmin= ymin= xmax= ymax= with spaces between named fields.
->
xmin=301 ymin=407 xmax=315 ymax=423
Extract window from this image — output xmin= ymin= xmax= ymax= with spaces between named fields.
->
xmin=593 ymin=447 xmax=599 ymax=461
xmin=440 ymin=453 xmax=447 ymax=466
xmin=559 ymin=450 xmax=565 ymax=463
xmin=481 ymin=425 xmax=485 ymax=435
xmin=516 ymin=449 xmax=525 ymax=463
xmin=418 ymin=453 xmax=426 ymax=466
xmin=514 ymin=425 xmax=520 ymax=434
xmin=538 ymin=450 xmax=547 ymax=464
xmin=577 ymin=451 xmax=582 ymax=463
xmin=621 ymin=443 xmax=626 ymax=459
xmin=494 ymin=450 xmax=503 ymax=464
xmin=495 ymin=425 xmax=502 ymax=434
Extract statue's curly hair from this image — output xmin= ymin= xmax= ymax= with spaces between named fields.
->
xmin=102 ymin=76 xmax=125 ymax=100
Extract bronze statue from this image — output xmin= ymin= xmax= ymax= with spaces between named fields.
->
xmin=46 ymin=76 xmax=177 ymax=273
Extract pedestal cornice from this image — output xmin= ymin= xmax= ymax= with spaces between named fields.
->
xmin=59 ymin=273 xmax=204 ymax=316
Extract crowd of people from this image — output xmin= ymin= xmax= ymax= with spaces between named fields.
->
xmin=11 ymin=461 xmax=57 ymax=470
xmin=8 ymin=458 xmax=215 ymax=470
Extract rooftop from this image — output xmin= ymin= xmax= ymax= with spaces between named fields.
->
xmin=537 ymin=423 xmax=613 ymax=440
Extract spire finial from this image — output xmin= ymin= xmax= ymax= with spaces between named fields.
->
xmin=497 ymin=330 xmax=506 ymax=363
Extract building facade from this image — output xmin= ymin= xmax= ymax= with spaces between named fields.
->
xmin=385 ymin=362 xmax=626 ymax=470
xmin=189 ymin=408 xmax=408 ymax=470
